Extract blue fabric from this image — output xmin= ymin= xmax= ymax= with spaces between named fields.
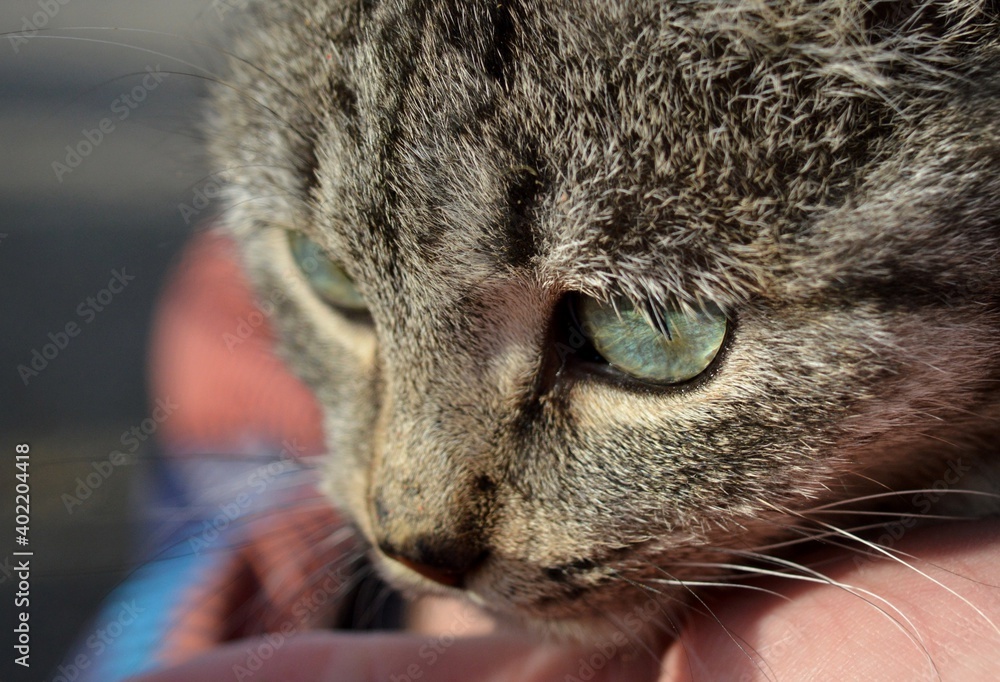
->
xmin=60 ymin=449 xmax=318 ymax=682
xmin=73 ymin=549 xmax=217 ymax=682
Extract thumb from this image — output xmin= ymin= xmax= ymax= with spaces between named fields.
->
xmin=128 ymin=631 xmax=662 ymax=682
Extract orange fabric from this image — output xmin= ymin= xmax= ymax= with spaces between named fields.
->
xmin=148 ymin=230 xmax=324 ymax=456
xmin=145 ymin=229 xmax=352 ymax=667
xmin=160 ymin=503 xmax=355 ymax=666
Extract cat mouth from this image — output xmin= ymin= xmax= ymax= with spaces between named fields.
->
xmin=371 ymin=544 xmax=659 ymax=629
xmin=374 ymin=549 xmax=473 ymax=596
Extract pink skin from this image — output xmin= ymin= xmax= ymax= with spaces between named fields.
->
xmin=132 ymin=520 xmax=999 ymax=682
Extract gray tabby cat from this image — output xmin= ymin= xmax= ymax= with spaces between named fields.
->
xmin=208 ymin=0 xmax=1000 ymax=638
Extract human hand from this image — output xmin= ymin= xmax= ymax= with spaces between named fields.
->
xmin=132 ymin=519 xmax=1000 ymax=682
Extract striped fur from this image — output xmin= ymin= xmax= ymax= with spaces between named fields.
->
xmin=209 ymin=0 xmax=1000 ymax=635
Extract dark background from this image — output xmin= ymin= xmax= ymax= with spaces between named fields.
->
xmin=0 ymin=3 xmax=222 ymax=679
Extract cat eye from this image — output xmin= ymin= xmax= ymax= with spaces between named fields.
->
xmin=288 ymin=232 xmax=367 ymax=312
xmin=574 ymin=295 xmax=727 ymax=385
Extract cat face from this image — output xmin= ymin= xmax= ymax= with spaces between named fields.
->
xmin=212 ymin=1 xmax=1000 ymax=632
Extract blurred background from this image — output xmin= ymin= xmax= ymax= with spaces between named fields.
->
xmin=0 ymin=2 xmax=221 ymax=678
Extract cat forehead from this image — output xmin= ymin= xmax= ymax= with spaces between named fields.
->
xmin=231 ymin=1 xmax=997 ymax=303
xmin=313 ymin=1 xmax=876 ymax=294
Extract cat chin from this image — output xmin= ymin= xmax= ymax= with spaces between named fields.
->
xmin=371 ymin=548 xmax=681 ymax=646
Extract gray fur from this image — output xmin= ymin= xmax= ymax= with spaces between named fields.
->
xmin=208 ymin=0 xmax=1000 ymax=635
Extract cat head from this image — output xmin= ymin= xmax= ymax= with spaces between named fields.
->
xmin=209 ymin=0 xmax=1000 ymax=633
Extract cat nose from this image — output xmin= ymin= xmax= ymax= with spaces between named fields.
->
xmin=378 ymin=536 xmax=487 ymax=589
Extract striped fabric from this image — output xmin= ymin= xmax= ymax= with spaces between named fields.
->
xmin=64 ymin=231 xmax=355 ymax=681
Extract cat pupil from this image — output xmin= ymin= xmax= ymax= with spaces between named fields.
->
xmin=575 ymin=296 xmax=728 ymax=385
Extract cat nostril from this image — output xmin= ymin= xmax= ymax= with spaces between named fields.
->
xmin=390 ymin=555 xmax=466 ymax=588
xmin=379 ymin=537 xmax=487 ymax=589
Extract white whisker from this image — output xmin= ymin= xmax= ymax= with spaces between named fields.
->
xmin=630 ymin=569 xmax=778 ymax=681
xmin=794 ymin=516 xmax=1000 ymax=639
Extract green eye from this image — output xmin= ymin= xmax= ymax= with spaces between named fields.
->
xmin=575 ymin=296 xmax=727 ymax=385
xmin=288 ymin=232 xmax=367 ymax=312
